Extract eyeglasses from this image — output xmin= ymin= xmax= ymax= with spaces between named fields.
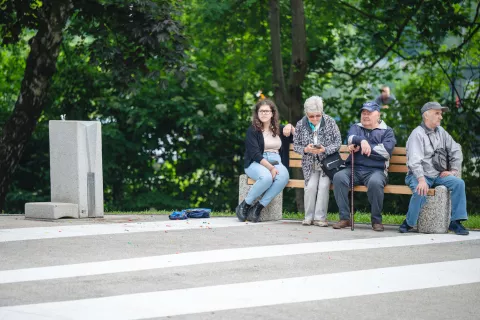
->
xmin=307 ymin=114 xmax=322 ymax=119
xmin=258 ymin=110 xmax=272 ymax=115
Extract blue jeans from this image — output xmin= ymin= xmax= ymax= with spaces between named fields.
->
xmin=245 ymin=152 xmax=289 ymax=207
xmin=405 ymin=174 xmax=468 ymax=227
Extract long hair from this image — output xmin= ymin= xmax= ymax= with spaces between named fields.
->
xmin=252 ymin=99 xmax=280 ymax=136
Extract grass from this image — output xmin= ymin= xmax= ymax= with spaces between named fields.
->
xmin=106 ymin=210 xmax=480 ymax=230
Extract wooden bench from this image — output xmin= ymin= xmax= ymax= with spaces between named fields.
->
xmin=238 ymin=145 xmax=452 ymax=232
xmin=248 ymin=145 xmax=435 ymax=196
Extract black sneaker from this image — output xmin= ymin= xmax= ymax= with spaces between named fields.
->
xmin=449 ymin=220 xmax=469 ymax=235
xmin=398 ymin=219 xmax=413 ymax=233
xmin=235 ymin=200 xmax=250 ymax=222
xmin=247 ymin=202 xmax=264 ymax=223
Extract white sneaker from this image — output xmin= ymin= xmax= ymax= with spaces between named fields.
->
xmin=313 ymin=220 xmax=329 ymax=227
xmin=302 ymin=220 xmax=313 ymax=226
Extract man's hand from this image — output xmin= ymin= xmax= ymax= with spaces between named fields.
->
xmin=440 ymin=171 xmax=454 ymax=178
xmin=416 ymin=177 xmax=429 ymax=196
xmin=347 ymin=144 xmax=360 ymax=152
xmin=360 ymin=140 xmax=371 ymax=157
xmin=283 ymin=124 xmax=294 ymax=137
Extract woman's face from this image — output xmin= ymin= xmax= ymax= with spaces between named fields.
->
xmin=258 ymin=106 xmax=273 ymax=124
xmin=306 ymin=112 xmax=322 ymax=126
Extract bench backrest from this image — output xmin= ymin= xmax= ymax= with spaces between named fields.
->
xmin=289 ymin=145 xmax=408 ymax=173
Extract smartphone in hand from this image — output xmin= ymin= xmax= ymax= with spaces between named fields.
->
xmin=312 ymin=144 xmax=322 ymax=149
xmin=267 ymin=159 xmax=279 ymax=165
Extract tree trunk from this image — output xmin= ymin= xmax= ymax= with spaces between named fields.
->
xmin=268 ymin=0 xmax=308 ymax=212
xmin=0 ymin=1 xmax=73 ymax=211
xmin=288 ymin=0 xmax=307 ymax=123
xmin=268 ymin=0 xmax=290 ymax=119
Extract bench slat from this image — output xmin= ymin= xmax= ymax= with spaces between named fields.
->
xmin=247 ymin=178 xmax=434 ymax=196
xmin=289 ymin=160 xmax=407 ymax=171
xmin=387 ymin=165 xmax=409 ymax=173
xmin=289 ymin=160 xmax=302 ymax=168
xmin=289 ymin=151 xmax=302 ymax=159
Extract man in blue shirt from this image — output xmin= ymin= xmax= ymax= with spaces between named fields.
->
xmin=332 ymin=101 xmax=397 ymax=231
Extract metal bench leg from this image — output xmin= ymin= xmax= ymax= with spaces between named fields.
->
xmin=417 ymin=185 xmax=451 ymax=233
xmin=238 ymin=174 xmax=283 ymax=222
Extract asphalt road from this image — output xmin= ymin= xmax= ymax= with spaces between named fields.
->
xmin=0 ymin=214 xmax=479 ymax=320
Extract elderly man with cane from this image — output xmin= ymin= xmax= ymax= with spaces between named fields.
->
xmin=399 ymin=102 xmax=468 ymax=235
xmin=332 ymin=101 xmax=396 ymax=231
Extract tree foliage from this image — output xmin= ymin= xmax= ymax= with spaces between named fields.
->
xmin=0 ymin=0 xmax=478 ymax=213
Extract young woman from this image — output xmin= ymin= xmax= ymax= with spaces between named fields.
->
xmin=236 ymin=99 xmax=293 ymax=222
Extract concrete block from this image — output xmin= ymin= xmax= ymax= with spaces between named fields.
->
xmin=239 ymin=174 xmax=283 ymax=221
xmin=25 ymin=202 xmax=79 ymax=219
xmin=49 ymin=121 xmax=104 ymax=218
xmin=417 ymin=186 xmax=450 ymax=234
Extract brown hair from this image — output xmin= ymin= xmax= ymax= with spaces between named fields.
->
xmin=252 ymin=99 xmax=280 ymax=136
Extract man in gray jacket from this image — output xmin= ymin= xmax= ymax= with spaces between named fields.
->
xmin=399 ymin=102 xmax=468 ymax=235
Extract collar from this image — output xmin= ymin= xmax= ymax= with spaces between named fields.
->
xmin=420 ymin=121 xmax=438 ymax=134
xmin=302 ymin=116 xmax=325 ymax=132
xmin=356 ymin=120 xmax=388 ymax=130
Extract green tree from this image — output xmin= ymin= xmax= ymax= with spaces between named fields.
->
xmin=0 ymin=0 xmax=187 ymax=210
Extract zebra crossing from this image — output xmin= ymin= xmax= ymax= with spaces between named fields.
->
xmin=1 ymin=216 xmax=479 ymax=319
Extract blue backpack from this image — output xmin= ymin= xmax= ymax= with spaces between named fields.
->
xmin=169 ymin=208 xmax=211 ymax=220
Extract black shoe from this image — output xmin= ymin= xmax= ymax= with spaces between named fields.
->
xmin=398 ymin=219 xmax=413 ymax=233
xmin=247 ymin=202 xmax=264 ymax=223
xmin=449 ymin=220 xmax=469 ymax=235
xmin=235 ymin=200 xmax=251 ymax=222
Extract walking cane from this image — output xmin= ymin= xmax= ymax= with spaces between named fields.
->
xmin=350 ymin=150 xmax=354 ymax=231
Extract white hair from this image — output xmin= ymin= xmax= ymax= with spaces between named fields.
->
xmin=304 ymin=96 xmax=324 ymax=114
xmin=422 ymin=109 xmax=433 ymax=121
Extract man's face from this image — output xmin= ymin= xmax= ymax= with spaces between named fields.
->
xmin=381 ymin=87 xmax=390 ymax=99
xmin=361 ymin=109 xmax=380 ymax=128
xmin=424 ymin=109 xmax=443 ymax=128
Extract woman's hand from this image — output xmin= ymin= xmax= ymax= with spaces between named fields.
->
xmin=270 ymin=166 xmax=279 ymax=179
xmin=305 ymin=144 xmax=324 ymax=154
xmin=283 ymin=124 xmax=295 ymax=137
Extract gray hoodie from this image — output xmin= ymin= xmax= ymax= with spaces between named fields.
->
xmin=406 ymin=123 xmax=462 ymax=179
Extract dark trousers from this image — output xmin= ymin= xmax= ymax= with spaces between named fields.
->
xmin=333 ymin=167 xmax=387 ymax=224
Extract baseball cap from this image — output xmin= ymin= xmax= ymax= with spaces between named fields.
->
xmin=420 ymin=102 xmax=449 ymax=114
xmin=360 ymin=101 xmax=381 ymax=112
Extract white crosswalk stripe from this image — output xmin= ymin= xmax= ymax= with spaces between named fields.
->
xmin=1 ymin=233 xmax=479 ymax=284
xmin=0 ymin=218 xmax=273 ymax=242
xmin=1 ymin=217 xmax=479 ymax=320
xmin=1 ymin=259 xmax=479 ymax=319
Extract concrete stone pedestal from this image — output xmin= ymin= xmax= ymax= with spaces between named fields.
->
xmin=238 ymin=174 xmax=283 ymax=222
xmin=25 ymin=121 xmax=104 ymax=219
xmin=25 ymin=203 xmax=79 ymax=219
xmin=417 ymin=186 xmax=450 ymax=234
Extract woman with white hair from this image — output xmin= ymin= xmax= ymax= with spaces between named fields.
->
xmin=293 ymin=96 xmax=341 ymax=226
